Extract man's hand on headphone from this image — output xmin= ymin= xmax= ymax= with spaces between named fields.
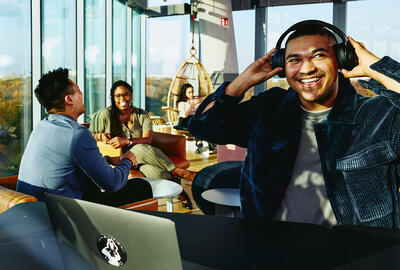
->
xmin=341 ymin=37 xmax=380 ymax=78
xmin=225 ymin=48 xmax=284 ymax=97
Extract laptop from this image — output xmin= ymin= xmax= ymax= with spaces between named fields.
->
xmin=44 ymin=193 xmax=183 ymax=270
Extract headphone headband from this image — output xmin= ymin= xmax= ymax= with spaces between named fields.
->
xmin=271 ymin=19 xmax=358 ymax=76
xmin=275 ymin=20 xmax=348 ymax=50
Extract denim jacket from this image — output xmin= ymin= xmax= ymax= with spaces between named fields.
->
xmin=189 ymin=56 xmax=400 ymax=228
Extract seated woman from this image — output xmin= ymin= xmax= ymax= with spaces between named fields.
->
xmin=175 ymin=83 xmax=202 ymax=130
xmin=90 ymin=80 xmax=195 ymax=209
xmin=176 ymin=83 xmax=216 ymax=152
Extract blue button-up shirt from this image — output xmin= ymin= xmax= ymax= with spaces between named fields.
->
xmin=17 ymin=114 xmax=131 ymax=200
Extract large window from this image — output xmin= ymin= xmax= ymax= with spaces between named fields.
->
xmin=0 ymin=0 xmax=31 ymax=176
xmin=84 ymin=0 xmax=106 ymax=122
xmin=132 ymin=9 xmax=142 ymax=107
xmin=233 ymin=10 xmax=255 ymax=74
xmin=42 ymin=0 xmax=77 ymax=79
xmin=347 ymin=0 xmax=400 ymax=62
xmin=148 ymin=0 xmax=189 ymax=6
xmin=145 ymin=15 xmax=190 ymax=118
xmin=112 ymin=0 xmax=127 ymax=82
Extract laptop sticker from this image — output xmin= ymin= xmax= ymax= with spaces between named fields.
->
xmin=97 ymin=235 xmax=127 ymax=267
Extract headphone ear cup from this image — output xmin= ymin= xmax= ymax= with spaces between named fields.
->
xmin=335 ymin=43 xmax=359 ymax=70
xmin=271 ymin=48 xmax=286 ymax=78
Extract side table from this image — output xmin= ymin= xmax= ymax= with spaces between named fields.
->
xmin=202 ymin=188 xmax=241 ymax=217
xmin=143 ymin=178 xmax=183 ymax=212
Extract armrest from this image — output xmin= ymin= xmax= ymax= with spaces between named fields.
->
xmin=118 ymin=198 xmax=158 ymax=211
xmin=0 ymin=175 xmax=18 ymax=190
xmin=0 ymin=186 xmax=38 ymax=214
xmin=151 ymin=132 xmax=186 ymax=160
xmin=161 ymin=106 xmax=179 ymax=113
xmin=97 ymin=141 xmax=123 ymax=157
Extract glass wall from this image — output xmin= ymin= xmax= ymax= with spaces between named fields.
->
xmin=112 ymin=0 xmax=127 ymax=82
xmin=267 ymin=3 xmax=333 ymax=90
xmin=148 ymin=0 xmax=189 ymax=6
xmin=145 ymin=15 xmax=190 ymax=118
xmin=0 ymin=0 xmax=31 ymax=176
xmin=84 ymin=0 xmax=106 ymax=122
xmin=347 ymin=0 xmax=400 ymax=62
xmin=132 ymin=9 xmax=142 ymax=107
xmin=233 ymin=10 xmax=255 ymax=74
xmin=42 ymin=0 xmax=77 ymax=79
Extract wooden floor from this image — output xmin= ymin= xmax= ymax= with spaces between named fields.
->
xmin=157 ymin=140 xmax=217 ymax=214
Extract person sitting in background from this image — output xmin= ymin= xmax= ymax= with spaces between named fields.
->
xmin=89 ymin=80 xmax=195 ymax=209
xmin=175 ymin=83 xmax=216 ymax=153
xmin=175 ymin=83 xmax=202 ymax=130
xmin=17 ymin=68 xmax=152 ymax=206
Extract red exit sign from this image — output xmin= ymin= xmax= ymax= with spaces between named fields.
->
xmin=220 ymin=17 xmax=229 ymax=27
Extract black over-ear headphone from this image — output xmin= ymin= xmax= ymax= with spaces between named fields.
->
xmin=271 ymin=20 xmax=358 ymax=77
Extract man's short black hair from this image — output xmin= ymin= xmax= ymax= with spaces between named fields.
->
xmin=285 ymin=24 xmax=338 ymax=47
xmin=34 ymin=68 xmax=73 ymax=112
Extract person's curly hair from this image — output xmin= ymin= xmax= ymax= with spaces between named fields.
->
xmin=34 ymin=68 xmax=73 ymax=112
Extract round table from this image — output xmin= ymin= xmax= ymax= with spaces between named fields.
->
xmin=143 ymin=178 xmax=183 ymax=212
xmin=202 ymin=188 xmax=241 ymax=217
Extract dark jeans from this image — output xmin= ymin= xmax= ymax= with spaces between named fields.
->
xmin=192 ymin=161 xmax=242 ymax=215
xmin=82 ymin=178 xmax=153 ymax=207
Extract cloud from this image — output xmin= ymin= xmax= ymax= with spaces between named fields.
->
xmin=85 ymin=45 xmax=100 ymax=64
xmin=0 ymin=54 xmax=14 ymax=67
xmin=113 ymin=50 xmax=122 ymax=65
xmin=42 ymin=37 xmax=61 ymax=59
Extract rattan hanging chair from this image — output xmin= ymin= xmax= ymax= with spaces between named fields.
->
xmin=163 ymin=48 xmax=214 ymax=127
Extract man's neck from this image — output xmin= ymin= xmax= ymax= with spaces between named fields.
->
xmin=51 ymin=110 xmax=78 ymax=120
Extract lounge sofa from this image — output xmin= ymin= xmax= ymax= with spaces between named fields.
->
xmin=0 ymin=175 xmax=158 ymax=214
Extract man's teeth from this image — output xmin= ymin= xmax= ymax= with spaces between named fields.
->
xmin=301 ymin=77 xmax=320 ymax=83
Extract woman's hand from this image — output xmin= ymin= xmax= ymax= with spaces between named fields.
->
xmin=101 ymin=133 xmax=111 ymax=143
xmin=341 ymin=37 xmax=380 ymax=78
xmin=107 ymin=136 xmax=129 ymax=148
xmin=94 ymin=133 xmax=111 ymax=143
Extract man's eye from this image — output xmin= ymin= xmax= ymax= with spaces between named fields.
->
xmin=314 ymin=54 xmax=325 ymax=58
xmin=288 ymin=58 xmax=299 ymax=63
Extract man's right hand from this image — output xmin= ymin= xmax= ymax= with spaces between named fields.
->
xmin=122 ymin=151 xmax=137 ymax=167
xmin=225 ymin=48 xmax=284 ymax=97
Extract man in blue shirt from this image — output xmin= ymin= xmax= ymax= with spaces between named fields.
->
xmin=17 ymin=68 xmax=152 ymax=206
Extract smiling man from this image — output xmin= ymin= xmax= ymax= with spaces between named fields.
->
xmin=189 ymin=20 xmax=400 ymax=228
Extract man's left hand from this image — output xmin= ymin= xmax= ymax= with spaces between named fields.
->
xmin=341 ymin=37 xmax=380 ymax=78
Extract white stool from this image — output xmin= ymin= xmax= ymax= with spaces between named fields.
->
xmin=143 ymin=178 xmax=183 ymax=212
xmin=202 ymin=188 xmax=241 ymax=217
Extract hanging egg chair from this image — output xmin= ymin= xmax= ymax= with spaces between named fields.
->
xmin=164 ymin=47 xmax=214 ymax=126
xmin=162 ymin=9 xmax=214 ymax=128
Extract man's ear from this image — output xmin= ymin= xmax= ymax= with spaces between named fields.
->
xmin=65 ymin=95 xmax=73 ymax=105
